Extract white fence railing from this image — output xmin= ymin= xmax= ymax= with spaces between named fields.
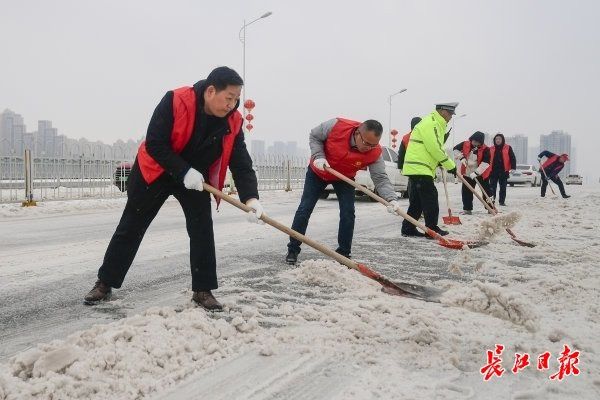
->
xmin=0 ymin=154 xmax=309 ymax=204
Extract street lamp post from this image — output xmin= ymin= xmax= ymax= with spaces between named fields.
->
xmin=239 ymin=12 xmax=273 ymax=121
xmin=388 ymin=88 xmax=407 ymax=145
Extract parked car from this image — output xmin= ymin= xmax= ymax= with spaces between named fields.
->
xmin=113 ymin=162 xmax=132 ymax=192
xmin=508 ymin=164 xmax=540 ymax=187
xmin=565 ymin=174 xmax=583 ymax=185
xmin=321 ymin=146 xmax=408 ymax=199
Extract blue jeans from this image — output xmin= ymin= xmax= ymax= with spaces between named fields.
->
xmin=288 ymin=168 xmax=355 ymax=256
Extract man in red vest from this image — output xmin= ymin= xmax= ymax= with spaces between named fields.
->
xmin=84 ymin=67 xmax=263 ymax=310
xmin=452 ymin=131 xmax=491 ymax=214
xmin=538 ymin=151 xmax=570 ymax=198
xmin=285 ymin=119 xmax=400 ymax=264
xmin=488 ymin=133 xmax=516 ymax=206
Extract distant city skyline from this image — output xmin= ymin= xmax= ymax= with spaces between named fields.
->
xmin=0 ymin=108 xmax=142 ymax=160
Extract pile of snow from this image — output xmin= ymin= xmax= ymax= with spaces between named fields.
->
xmin=440 ymin=280 xmax=540 ymax=332
xmin=0 ymin=306 xmax=262 ymax=399
xmin=476 ymin=211 xmax=521 ymax=240
xmin=0 ymin=198 xmax=128 ymax=218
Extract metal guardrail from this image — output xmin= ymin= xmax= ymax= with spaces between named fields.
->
xmin=0 ymin=154 xmax=309 ymax=204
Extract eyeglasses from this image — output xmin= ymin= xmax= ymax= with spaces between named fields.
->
xmin=355 ymin=129 xmax=379 ymax=148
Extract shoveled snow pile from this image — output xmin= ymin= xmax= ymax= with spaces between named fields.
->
xmin=476 ymin=211 xmax=521 ymax=240
xmin=0 ymin=306 xmax=262 ymax=399
xmin=1 ymin=259 xmax=542 ymax=400
xmin=440 ymin=280 xmax=540 ymax=332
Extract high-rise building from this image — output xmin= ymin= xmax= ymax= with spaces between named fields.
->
xmin=36 ymin=120 xmax=57 ymax=156
xmin=527 ymin=146 xmax=539 ymax=165
xmin=539 ymin=130 xmax=571 ymax=177
xmin=272 ymin=141 xmax=286 ymax=154
xmin=285 ymin=141 xmax=298 ymax=157
xmin=505 ymin=135 xmax=528 ymax=164
xmin=250 ymin=140 xmax=265 ymax=157
xmin=0 ymin=109 xmax=26 ymax=156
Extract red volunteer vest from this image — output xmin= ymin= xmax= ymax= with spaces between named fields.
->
xmin=460 ymin=141 xmax=488 ymax=177
xmin=401 ymin=132 xmax=411 ymax=149
xmin=310 ymin=118 xmax=383 ymax=182
xmin=486 ymin=144 xmax=511 ymax=178
xmin=542 ymin=154 xmax=560 ymax=170
xmin=137 ymin=86 xmax=243 ymax=202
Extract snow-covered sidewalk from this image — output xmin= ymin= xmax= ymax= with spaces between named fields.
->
xmin=1 ymin=185 xmax=599 ymax=399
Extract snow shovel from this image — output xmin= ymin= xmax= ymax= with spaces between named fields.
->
xmin=441 ymin=169 xmax=461 ymax=225
xmin=539 ymin=163 xmax=557 ymax=196
xmin=323 ymin=166 xmax=487 ymax=250
xmin=201 ymin=182 xmax=445 ymax=303
xmin=457 ymin=174 xmax=536 ymax=248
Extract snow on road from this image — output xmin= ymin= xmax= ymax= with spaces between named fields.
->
xmin=1 ymin=184 xmax=599 ymax=399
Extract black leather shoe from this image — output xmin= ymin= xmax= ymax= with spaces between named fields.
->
xmin=285 ymin=250 xmax=298 ymax=265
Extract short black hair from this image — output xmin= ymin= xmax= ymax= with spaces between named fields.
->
xmin=206 ymin=66 xmax=244 ymax=91
xmin=410 ymin=117 xmax=422 ymax=130
xmin=362 ymin=120 xmax=383 ymax=137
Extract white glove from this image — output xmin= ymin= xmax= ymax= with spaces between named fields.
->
xmin=386 ymin=200 xmax=401 ymax=215
xmin=313 ymin=158 xmax=330 ymax=171
xmin=183 ymin=168 xmax=204 ymax=191
xmin=537 ymin=157 xmax=542 ymax=162
xmin=246 ymin=198 xmax=265 ymax=224
xmin=469 ymin=171 xmax=478 ymax=179
xmin=460 ymin=158 xmax=467 ymax=167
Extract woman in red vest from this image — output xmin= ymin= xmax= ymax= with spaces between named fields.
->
xmin=538 ymin=151 xmax=570 ymax=198
xmin=285 ymin=118 xmax=400 ymax=264
xmin=452 ymin=131 xmax=492 ymax=214
xmin=84 ymin=67 xmax=263 ymax=311
xmin=488 ymin=133 xmax=517 ymax=206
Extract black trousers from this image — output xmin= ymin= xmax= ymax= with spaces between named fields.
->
xmin=541 ymin=174 xmax=567 ymax=197
xmin=98 ymin=164 xmax=217 ymax=291
xmin=462 ymin=176 xmax=491 ymax=211
xmin=488 ymin=172 xmax=508 ymax=204
xmin=402 ymin=175 xmax=439 ymax=232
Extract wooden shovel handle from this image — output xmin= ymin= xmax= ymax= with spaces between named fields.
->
xmin=323 ymin=166 xmax=441 ymax=240
xmin=201 ymin=182 xmax=360 ymax=271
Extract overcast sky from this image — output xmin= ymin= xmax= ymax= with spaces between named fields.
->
xmin=1 ymin=0 xmax=599 ymax=182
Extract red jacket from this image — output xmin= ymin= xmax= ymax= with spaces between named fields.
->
xmin=137 ymin=86 xmax=243 ymax=196
xmin=310 ymin=118 xmax=382 ymax=182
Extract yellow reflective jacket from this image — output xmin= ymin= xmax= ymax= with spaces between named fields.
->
xmin=402 ymin=110 xmax=455 ymax=177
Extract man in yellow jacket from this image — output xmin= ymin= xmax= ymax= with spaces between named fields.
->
xmin=401 ymin=102 xmax=458 ymax=237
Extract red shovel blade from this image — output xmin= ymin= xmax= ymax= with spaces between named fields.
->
xmin=425 ymin=228 xmax=488 ymax=250
xmin=442 ymin=215 xmax=462 ymax=225
xmin=442 ymin=209 xmax=462 ymax=225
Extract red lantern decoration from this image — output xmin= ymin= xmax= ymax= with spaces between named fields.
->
xmin=245 ymin=113 xmax=254 ymax=122
xmin=392 ymin=138 xmax=397 ymax=143
xmin=246 ymin=123 xmax=254 ymax=131
xmin=244 ymin=99 xmax=255 ymax=111
xmin=392 ymin=144 xmax=397 ymax=149
xmin=390 ymin=129 xmax=399 ymax=136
